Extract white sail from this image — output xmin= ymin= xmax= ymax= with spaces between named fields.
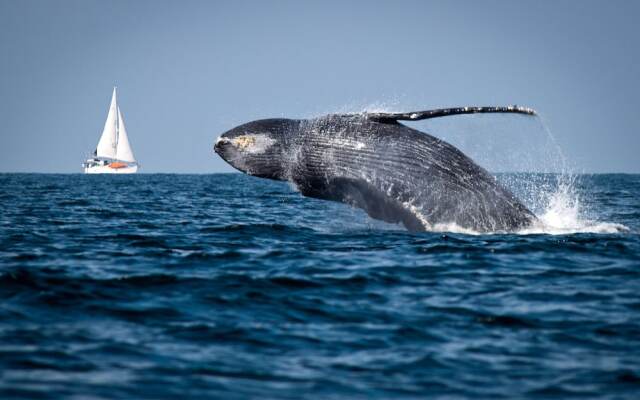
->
xmin=95 ymin=87 xmax=118 ymax=159
xmin=115 ymin=107 xmax=136 ymax=162
xmin=84 ymin=86 xmax=139 ymax=174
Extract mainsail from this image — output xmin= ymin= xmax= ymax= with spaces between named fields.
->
xmin=115 ymin=108 xmax=136 ymax=162
xmin=94 ymin=87 xmax=136 ymax=162
xmin=95 ymin=87 xmax=118 ymax=159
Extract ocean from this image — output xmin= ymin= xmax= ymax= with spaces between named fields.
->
xmin=1 ymin=173 xmax=639 ymax=399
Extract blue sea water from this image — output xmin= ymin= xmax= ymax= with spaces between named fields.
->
xmin=1 ymin=173 xmax=639 ymax=399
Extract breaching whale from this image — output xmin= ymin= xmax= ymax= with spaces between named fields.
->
xmin=214 ymin=106 xmax=538 ymax=233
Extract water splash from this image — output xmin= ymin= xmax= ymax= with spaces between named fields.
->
xmin=513 ymin=118 xmax=628 ymax=235
xmin=324 ymin=100 xmax=404 ymax=117
xmin=403 ymin=182 xmax=629 ymax=236
xmin=423 ymin=112 xmax=630 ymax=235
xmin=519 ymin=177 xmax=629 ymax=235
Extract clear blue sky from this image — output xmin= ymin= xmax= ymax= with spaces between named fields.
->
xmin=1 ymin=0 xmax=638 ymax=173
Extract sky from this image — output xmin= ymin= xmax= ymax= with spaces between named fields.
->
xmin=1 ymin=0 xmax=638 ymax=173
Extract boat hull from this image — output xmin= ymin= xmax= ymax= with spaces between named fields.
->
xmin=84 ymin=165 xmax=138 ymax=174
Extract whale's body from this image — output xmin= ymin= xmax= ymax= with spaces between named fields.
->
xmin=214 ymin=107 xmax=537 ymax=233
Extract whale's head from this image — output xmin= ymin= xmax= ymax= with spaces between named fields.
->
xmin=214 ymin=118 xmax=299 ymax=180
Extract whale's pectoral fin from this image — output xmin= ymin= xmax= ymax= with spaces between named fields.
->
xmin=366 ymin=106 xmax=537 ymax=123
xmin=297 ymin=177 xmax=425 ymax=232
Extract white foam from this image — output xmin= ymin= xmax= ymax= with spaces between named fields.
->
xmin=516 ymin=183 xmax=629 ymax=235
xmin=430 ymin=222 xmax=484 ymax=235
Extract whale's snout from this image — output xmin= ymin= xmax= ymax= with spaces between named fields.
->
xmin=213 ymin=131 xmax=280 ymax=178
xmin=213 ymin=118 xmax=300 ymax=180
xmin=214 ymin=135 xmax=231 ymax=155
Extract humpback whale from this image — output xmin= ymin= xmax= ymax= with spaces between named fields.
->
xmin=214 ymin=106 xmax=538 ymax=233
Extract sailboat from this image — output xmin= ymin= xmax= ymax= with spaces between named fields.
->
xmin=83 ymin=87 xmax=139 ymax=173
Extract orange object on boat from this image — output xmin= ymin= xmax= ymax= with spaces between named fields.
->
xmin=109 ymin=162 xmax=127 ymax=169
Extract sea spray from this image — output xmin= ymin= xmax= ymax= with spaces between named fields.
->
xmin=518 ymin=118 xmax=628 ymax=234
xmin=520 ymin=175 xmax=629 ymax=234
xmin=425 ymin=109 xmax=630 ymax=234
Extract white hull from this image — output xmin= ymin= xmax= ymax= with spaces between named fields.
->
xmin=84 ymin=165 xmax=138 ymax=174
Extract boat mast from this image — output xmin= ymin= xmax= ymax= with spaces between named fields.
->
xmin=114 ymin=86 xmax=119 ymax=161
